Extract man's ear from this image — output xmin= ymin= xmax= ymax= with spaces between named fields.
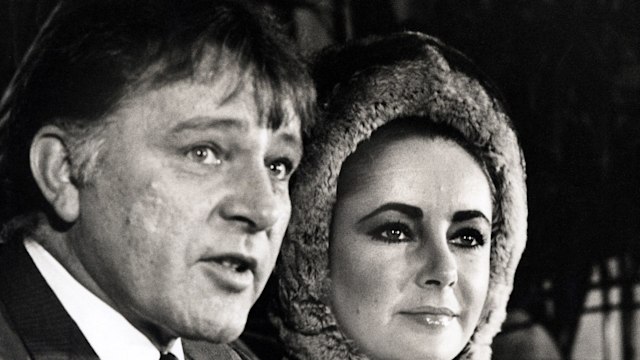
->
xmin=30 ymin=125 xmax=80 ymax=223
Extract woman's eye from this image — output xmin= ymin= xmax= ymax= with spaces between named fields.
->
xmin=371 ymin=222 xmax=413 ymax=243
xmin=186 ymin=145 xmax=222 ymax=165
xmin=450 ymin=229 xmax=485 ymax=248
xmin=268 ymin=160 xmax=292 ymax=181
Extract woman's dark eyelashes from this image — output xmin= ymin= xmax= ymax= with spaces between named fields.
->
xmin=365 ymin=217 xmax=488 ymax=248
xmin=368 ymin=221 xmax=414 ymax=243
xmin=449 ymin=227 xmax=487 ymax=248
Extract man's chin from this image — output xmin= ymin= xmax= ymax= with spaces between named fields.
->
xmin=179 ymin=313 xmax=248 ymax=343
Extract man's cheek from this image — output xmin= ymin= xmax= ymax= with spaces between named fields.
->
xmin=124 ymin=189 xmax=194 ymax=259
xmin=128 ymin=182 xmax=194 ymax=229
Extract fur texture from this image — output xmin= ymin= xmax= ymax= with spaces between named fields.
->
xmin=272 ymin=32 xmax=527 ymax=359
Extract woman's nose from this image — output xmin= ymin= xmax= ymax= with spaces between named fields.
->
xmin=416 ymin=237 xmax=458 ymax=288
xmin=218 ymin=163 xmax=281 ymax=233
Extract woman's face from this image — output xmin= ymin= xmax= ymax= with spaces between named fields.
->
xmin=330 ymin=135 xmax=492 ymax=360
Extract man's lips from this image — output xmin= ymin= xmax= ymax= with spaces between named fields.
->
xmin=201 ymin=253 xmax=258 ymax=292
xmin=207 ymin=253 xmax=257 ymax=273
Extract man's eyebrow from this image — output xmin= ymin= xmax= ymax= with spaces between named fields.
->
xmin=357 ymin=202 xmax=423 ymax=224
xmin=452 ymin=210 xmax=490 ymax=224
xmin=170 ymin=116 xmax=247 ymax=134
xmin=274 ymin=131 xmax=303 ymax=153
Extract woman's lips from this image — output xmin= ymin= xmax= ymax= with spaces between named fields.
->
xmin=400 ymin=306 xmax=459 ymax=327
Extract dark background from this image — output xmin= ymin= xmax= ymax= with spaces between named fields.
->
xmin=2 ymin=0 xmax=639 ymax=358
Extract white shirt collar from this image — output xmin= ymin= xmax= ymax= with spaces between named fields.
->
xmin=24 ymin=238 xmax=185 ymax=360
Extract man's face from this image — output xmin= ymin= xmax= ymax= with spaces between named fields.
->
xmin=67 ymin=73 xmax=302 ymax=342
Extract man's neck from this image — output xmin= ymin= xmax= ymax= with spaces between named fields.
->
xmin=28 ymin=224 xmax=180 ymax=353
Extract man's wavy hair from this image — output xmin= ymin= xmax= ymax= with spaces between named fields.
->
xmin=0 ymin=0 xmax=316 ymax=239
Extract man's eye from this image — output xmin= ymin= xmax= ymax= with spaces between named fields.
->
xmin=186 ymin=146 xmax=222 ymax=165
xmin=450 ymin=229 xmax=485 ymax=248
xmin=268 ymin=160 xmax=292 ymax=181
xmin=370 ymin=222 xmax=413 ymax=243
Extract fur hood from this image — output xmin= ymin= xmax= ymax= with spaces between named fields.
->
xmin=271 ymin=32 xmax=527 ymax=359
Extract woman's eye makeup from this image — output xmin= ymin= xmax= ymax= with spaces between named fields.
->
xmin=368 ymin=221 xmax=414 ymax=243
xmin=449 ymin=228 xmax=487 ymax=249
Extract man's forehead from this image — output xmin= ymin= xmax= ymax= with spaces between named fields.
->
xmin=114 ymin=57 xmax=303 ymax=137
xmin=145 ymin=79 xmax=301 ymax=143
xmin=271 ymin=113 xmax=302 ymax=148
xmin=269 ymin=96 xmax=302 ymax=129
xmin=192 ymin=52 xmax=302 ymax=132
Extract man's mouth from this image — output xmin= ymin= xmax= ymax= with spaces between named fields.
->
xmin=218 ymin=256 xmax=255 ymax=273
xmin=202 ymin=254 xmax=258 ymax=292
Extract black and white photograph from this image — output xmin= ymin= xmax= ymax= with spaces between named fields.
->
xmin=0 ymin=1 xmax=638 ymax=359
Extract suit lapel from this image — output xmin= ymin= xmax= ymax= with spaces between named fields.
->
xmin=0 ymin=239 xmax=99 ymax=360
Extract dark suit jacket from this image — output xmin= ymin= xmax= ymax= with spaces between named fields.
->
xmin=0 ymin=239 xmax=258 ymax=360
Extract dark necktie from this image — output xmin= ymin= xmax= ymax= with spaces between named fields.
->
xmin=159 ymin=352 xmax=179 ymax=360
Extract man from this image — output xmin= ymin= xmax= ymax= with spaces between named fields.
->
xmin=0 ymin=0 xmax=315 ymax=359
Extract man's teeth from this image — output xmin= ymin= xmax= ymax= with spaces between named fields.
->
xmin=220 ymin=259 xmax=248 ymax=272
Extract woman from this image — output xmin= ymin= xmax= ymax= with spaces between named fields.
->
xmin=271 ymin=32 xmax=527 ymax=359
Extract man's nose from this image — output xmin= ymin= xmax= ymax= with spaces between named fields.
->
xmin=218 ymin=164 xmax=281 ymax=233
xmin=415 ymin=234 xmax=458 ymax=288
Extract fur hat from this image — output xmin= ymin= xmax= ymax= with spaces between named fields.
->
xmin=272 ymin=32 xmax=527 ymax=359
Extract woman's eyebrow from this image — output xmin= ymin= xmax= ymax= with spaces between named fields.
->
xmin=452 ymin=210 xmax=490 ymax=224
xmin=356 ymin=202 xmax=423 ymax=224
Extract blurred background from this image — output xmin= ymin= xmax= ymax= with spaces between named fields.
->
xmin=1 ymin=0 xmax=639 ymax=359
